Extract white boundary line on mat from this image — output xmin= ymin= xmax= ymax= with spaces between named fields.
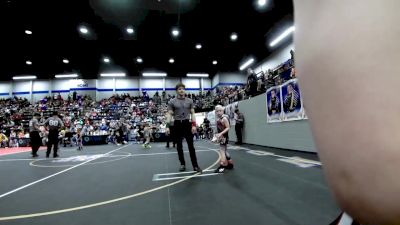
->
xmin=0 ymin=144 xmax=131 ymax=199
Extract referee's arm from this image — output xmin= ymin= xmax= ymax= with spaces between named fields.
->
xmin=190 ymin=107 xmax=196 ymax=134
xmin=165 ymin=99 xmax=174 ymax=135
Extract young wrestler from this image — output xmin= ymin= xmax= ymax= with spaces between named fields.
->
xmin=214 ymin=105 xmax=234 ymax=173
xmin=76 ymin=128 xmax=83 ymax=151
xmin=142 ymin=123 xmax=152 ymax=149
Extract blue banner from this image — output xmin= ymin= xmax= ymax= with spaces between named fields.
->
xmin=266 ymin=86 xmax=282 ymax=123
xmin=266 ymin=78 xmax=306 ymax=123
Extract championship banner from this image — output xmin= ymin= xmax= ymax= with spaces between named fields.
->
xmin=281 ymin=79 xmax=304 ymax=121
xmin=266 ymin=86 xmax=282 ymax=123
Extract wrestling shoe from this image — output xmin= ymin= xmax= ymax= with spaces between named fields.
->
xmin=214 ymin=165 xmax=226 ymax=173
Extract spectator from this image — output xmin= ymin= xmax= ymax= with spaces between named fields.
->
xmin=290 ymin=49 xmax=295 ymax=65
xmin=154 ymin=92 xmax=161 ymax=105
xmin=257 ymin=72 xmax=267 ymax=93
xmin=290 ymin=67 xmax=297 ymax=79
xmin=234 ymin=109 xmax=244 ymax=145
xmin=9 ymin=130 xmax=17 ymax=147
xmin=159 ymin=121 xmax=166 ymax=133
xmin=73 ymin=91 xmax=77 ymax=101
xmin=161 ymin=91 xmax=167 ymax=103
xmin=245 ymin=68 xmax=258 ymax=97
xmin=0 ymin=132 xmax=8 ymax=148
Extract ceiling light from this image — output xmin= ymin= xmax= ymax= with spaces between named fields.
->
xmin=230 ymin=33 xmax=238 ymax=41
xmin=171 ymin=28 xmax=180 ymax=37
xmin=239 ymin=58 xmax=255 ymax=71
xmin=258 ymin=0 xmax=267 ymax=6
xmin=13 ymin=75 xmax=37 ymax=80
xmin=63 ymin=59 xmax=69 ymax=64
xmin=79 ymin=26 xmax=89 ymax=34
xmin=100 ymin=73 xmax=126 ymax=77
xmin=55 ymin=74 xmax=78 ymax=78
xmin=270 ymin=26 xmax=295 ymax=47
xmin=136 ymin=57 xmax=143 ymax=63
xmin=103 ymin=57 xmax=110 ymax=63
xmin=187 ymin=73 xmax=209 ymax=78
xmin=195 ymin=44 xmax=202 ymax=49
xmin=126 ymin=27 xmax=134 ymax=34
xmin=212 ymin=60 xmax=218 ymax=65
xmin=26 ymin=61 xmax=32 ymax=65
xmin=169 ymin=58 xmax=175 ymax=63
xmin=25 ymin=30 xmax=32 ymax=35
xmin=142 ymin=72 xmax=167 ymax=77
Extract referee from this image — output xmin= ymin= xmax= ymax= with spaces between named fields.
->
xmin=166 ymin=83 xmax=202 ymax=173
xmin=44 ymin=111 xmax=64 ymax=158
xmin=29 ymin=113 xmax=41 ymax=157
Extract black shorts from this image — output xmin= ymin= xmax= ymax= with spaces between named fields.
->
xmin=219 ymin=136 xmax=229 ymax=146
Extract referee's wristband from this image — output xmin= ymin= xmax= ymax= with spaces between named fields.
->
xmin=166 ymin=123 xmax=170 ymax=128
xmin=192 ymin=121 xmax=197 ymax=127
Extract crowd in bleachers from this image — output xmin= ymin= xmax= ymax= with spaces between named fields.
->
xmin=0 ymin=51 xmax=295 ymax=148
xmin=213 ymin=86 xmax=248 ymax=106
xmin=245 ymin=50 xmax=296 ymax=98
xmin=212 ymin=50 xmax=296 ymax=105
xmin=0 ymin=91 xmax=214 ymax=149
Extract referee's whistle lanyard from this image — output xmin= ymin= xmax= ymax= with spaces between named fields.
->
xmin=178 ymin=97 xmax=186 ymax=119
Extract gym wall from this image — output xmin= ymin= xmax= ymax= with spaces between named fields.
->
xmin=140 ymin=78 xmax=164 ymax=97
xmin=221 ymin=42 xmax=315 ymax=152
xmin=227 ymin=93 xmax=317 ymax=153
xmin=12 ymin=81 xmax=31 ymax=97
xmin=211 ymin=74 xmax=220 ymax=94
xmin=96 ymin=78 xmax=115 ymax=101
xmin=182 ymin=78 xmax=201 ymax=95
xmin=211 ymin=72 xmax=247 ymax=90
xmin=3 ymin=77 xmax=216 ymax=102
xmin=202 ymin=78 xmax=212 ymax=91
xmin=164 ymin=77 xmax=181 ymax=96
xmin=115 ymin=78 xmax=140 ymax=97
xmin=254 ymin=42 xmax=295 ymax=74
xmin=0 ymin=82 xmax=12 ymax=97
xmin=52 ymin=79 xmax=71 ymax=99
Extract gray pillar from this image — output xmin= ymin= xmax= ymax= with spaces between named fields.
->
xmin=113 ymin=78 xmax=116 ymax=94
xmin=49 ymin=79 xmax=52 ymax=97
xmin=30 ymin=80 xmax=33 ymax=103
xmin=163 ymin=78 xmax=166 ymax=91
xmin=10 ymin=81 xmax=13 ymax=97
xmin=138 ymin=78 xmax=142 ymax=95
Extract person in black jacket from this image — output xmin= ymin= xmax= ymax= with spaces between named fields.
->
xmin=234 ymin=109 xmax=244 ymax=145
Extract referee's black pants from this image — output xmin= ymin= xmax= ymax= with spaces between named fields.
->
xmin=47 ymin=130 xmax=59 ymax=157
xmin=29 ymin=131 xmax=41 ymax=155
xmin=174 ymin=120 xmax=199 ymax=168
